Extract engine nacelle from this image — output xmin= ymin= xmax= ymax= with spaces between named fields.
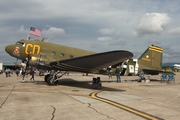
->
xmin=28 ymin=61 xmax=51 ymax=70
xmin=28 ymin=55 xmax=51 ymax=70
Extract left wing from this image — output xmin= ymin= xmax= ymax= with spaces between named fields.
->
xmin=50 ymin=50 xmax=133 ymax=73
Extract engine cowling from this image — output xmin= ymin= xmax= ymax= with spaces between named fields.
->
xmin=28 ymin=55 xmax=51 ymax=70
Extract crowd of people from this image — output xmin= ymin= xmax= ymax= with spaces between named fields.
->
xmin=2 ymin=67 xmax=36 ymax=82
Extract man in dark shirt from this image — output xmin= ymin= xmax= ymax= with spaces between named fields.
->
xmin=115 ymin=66 xmax=121 ymax=83
xmin=30 ymin=69 xmax=35 ymax=81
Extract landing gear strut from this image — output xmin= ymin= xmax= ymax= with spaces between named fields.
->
xmin=46 ymin=75 xmax=58 ymax=86
xmin=45 ymin=70 xmax=68 ymax=86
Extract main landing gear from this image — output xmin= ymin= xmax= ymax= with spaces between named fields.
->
xmin=44 ymin=70 xmax=68 ymax=86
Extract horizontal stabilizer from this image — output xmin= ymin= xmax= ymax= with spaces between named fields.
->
xmin=142 ymin=69 xmax=175 ymax=75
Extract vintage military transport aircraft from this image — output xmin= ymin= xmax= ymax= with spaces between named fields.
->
xmin=6 ymin=38 xmax=172 ymax=85
xmin=5 ymin=38 xmax=133 ymax=85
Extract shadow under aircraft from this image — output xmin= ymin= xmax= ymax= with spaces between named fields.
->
xmin=35 ymin=78 xmax=126 ymax=92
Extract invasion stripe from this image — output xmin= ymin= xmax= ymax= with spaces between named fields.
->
xmin=149 ymin=48 xmax=163 ymax=53
xmin=150 ymin=46 xmax=162 ymax=49
xmin=149 ymin=47 xmax=163 ymax=51
xmin=149 ymin=46 xmax=163 ymax=51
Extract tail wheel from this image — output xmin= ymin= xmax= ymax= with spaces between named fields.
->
xmin=47 ymin=76 xmax=58 ymax=86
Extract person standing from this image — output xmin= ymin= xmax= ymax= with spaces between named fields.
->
xmin=30 ymin=68 xmax=35 ymax=81
xmin=15 ymin=68 xmax=20 ymax=78
xmin=5 ymin=68 xmax=9 ymax=77
xmin=107 ymin=66 xmax=112 ymax=80
xmin=21 ymin=69 xmax=26 ymax=82
xmin=115 ymin=66 xmax=121 ymax=83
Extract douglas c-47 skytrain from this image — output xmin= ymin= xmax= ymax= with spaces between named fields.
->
xmin=5 ymin=38 xmax=171 ymax=85
xmin=5 ymin=38 xmax=133 ymax=85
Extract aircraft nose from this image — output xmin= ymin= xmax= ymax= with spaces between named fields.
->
xmin=5 ymin=45 xmax=14 ymax=55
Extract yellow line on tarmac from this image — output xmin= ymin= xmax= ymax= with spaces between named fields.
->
xmin=90 ymin=91 xmax=162 ymax=120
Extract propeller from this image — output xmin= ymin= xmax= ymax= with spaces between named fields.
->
xmin=25 ymin=54 xmax=31 ymax=72
xmin=14 ymin=58 xmax=18 ymax=69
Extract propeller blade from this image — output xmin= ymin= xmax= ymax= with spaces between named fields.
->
xmin=25 ymin=54 xmax=31 ymax=71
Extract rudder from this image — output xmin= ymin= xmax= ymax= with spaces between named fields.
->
xmin=138 ymin=45 xmax=163 ymax=71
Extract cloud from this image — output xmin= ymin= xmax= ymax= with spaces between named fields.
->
xmin=168 ymin=27 xmax=180 ymax=35
xmin=108 ymin=39 xmax=127 ymax=50
xmin=97 ymin=37 xmax=112 ymax=41
xmin=133 ymin=13 xmax=171 ymax=36
xmin=98 ymin=28 xmax=115 ymax=35
xmin=108 ymin=39 xmax=127 ymax=47
xmin=17 ymin=25 xmax=28 ymax=34
xmin=42 ymin=27 xmax=66 ymax=37
xmin=0 ymin=1 xmax=44 ymax=20
xmin=1 ymin=1 xmax=180 ymax=63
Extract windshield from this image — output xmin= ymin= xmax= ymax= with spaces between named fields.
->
xmin=15 ymin=42 xmax=25 ymax=47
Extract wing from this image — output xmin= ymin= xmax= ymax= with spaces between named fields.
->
xmin=50 ymin=50 xmax=133 ymax=73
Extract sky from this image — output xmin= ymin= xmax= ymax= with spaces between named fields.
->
xmin=1 ymin=0 xmax=180 ymax=63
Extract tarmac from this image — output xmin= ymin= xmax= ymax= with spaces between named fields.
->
xmin=0 ymin=72 xmax=180 ymax=120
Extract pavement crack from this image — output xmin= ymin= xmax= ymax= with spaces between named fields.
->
xmin=0 ymin=85 xmax=15 ymax=109
xmin=88 ymin=103 xmax=116 ymax=120
xmin=50 ymin=105 xmax=56 ymax=120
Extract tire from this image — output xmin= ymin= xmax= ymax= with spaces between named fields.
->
xmin=39 ymin=72 xmax=44 ymax=76
xmin=44 ymin=74 xmax=50 ymax=82
xmin=46 ymin=76 xmax=58 ymax=86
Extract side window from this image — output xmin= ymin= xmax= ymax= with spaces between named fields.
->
xmin=52 ymin=51 xmax=56 ymax=55
xmin=69 ymin=55 xmax=73 ymax=59
xmin=60 ymin=53 xmax=65 ymax=57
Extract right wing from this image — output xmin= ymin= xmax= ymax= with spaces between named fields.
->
xmin=50 ymin=50 xmax=133 ymax=73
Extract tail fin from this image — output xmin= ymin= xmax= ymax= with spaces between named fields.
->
xmin=138 ymin=45 xmax=163 ymax=71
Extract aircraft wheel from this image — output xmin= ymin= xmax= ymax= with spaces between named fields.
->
xmin=47 ymin=76 xmax=58 ymax=86
xmin=39 ymin=72 xmax=44 ymax=76
xmin=44 ymin=74 xmax=50 ymax=82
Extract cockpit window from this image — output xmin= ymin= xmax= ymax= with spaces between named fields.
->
xmin=52 ymin=51 xmax=56 ymax=55
xmin=15 ymin=42 xmax=25 ymax=47
xmin=15 ymin=42 xmax=21 ymax=45
xmin=22 ymin=43 xmax=25 ymax=47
